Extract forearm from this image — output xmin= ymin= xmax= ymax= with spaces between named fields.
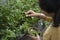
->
xmin=36 ymin=13 xmax=53 ymax=22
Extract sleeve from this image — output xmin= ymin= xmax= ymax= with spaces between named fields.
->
xmin=43 ymin=26 xmax=53 ymax=40
xmin=45 ymin=16 xmax=53 ymax=22
xmin=40 ymin=11 xmax=53 ymax=22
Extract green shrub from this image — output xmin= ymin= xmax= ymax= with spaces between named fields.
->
xmin=0 ymin=0 xmax=41 ymax=40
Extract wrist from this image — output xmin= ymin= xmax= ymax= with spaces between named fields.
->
xmin=35 ymin=13 xmax=42 ymax=17
xmin=37 ymin=13 xmax=46 ymax=19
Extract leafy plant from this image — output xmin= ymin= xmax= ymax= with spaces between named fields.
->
xmin=0 ymin=0 xmax=41 ymax=40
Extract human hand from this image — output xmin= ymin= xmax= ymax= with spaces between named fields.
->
xmin=25 ymin=10 xmax=46 ymax=19
xmin=25 ymin=10 xmax=39 ymax=17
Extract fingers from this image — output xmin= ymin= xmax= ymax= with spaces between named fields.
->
xmin=25 ymin=10 xmax=35 ymax=17
xmin=26 ymin=15 xmax=31 ymax=17
xmin=25 ymin=10 xmax=41 ymax=17
xmin=25 ymin=10 xmax=33 ymax=15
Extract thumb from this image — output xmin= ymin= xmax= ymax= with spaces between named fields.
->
xmin=26 ymin=15 xmax=31 ymax=17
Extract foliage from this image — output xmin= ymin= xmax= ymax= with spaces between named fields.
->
xmin=0 ymin=0 xmax=41 ymax=40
